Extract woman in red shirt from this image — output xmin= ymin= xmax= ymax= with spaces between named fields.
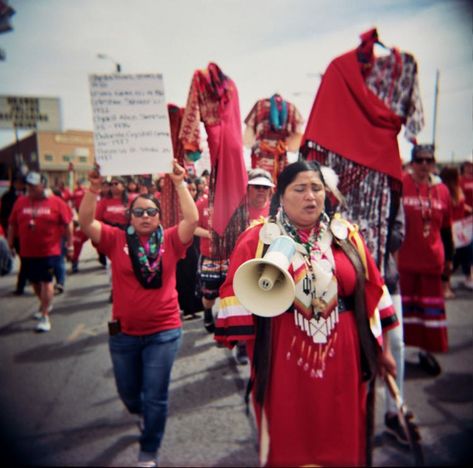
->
xmin=398 ymin=145 xmax=453 ymax=376
xmin=79 ymin=160 xmax=198 ymax=468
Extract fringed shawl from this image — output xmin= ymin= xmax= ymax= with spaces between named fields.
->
xmin=180 ymin=63 xmax=248 ymax=258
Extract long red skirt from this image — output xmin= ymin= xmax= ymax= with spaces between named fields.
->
xmin=400 ymin=270 xmax=448 ymax=353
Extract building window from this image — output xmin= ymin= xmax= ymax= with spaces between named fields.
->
xmin=44 ymin=154 xmax=53 ymax=161
xmin=63 ymin=155 xmax=70 ymax=162
xmin=79 ymin=156 xmax=88 ymax=163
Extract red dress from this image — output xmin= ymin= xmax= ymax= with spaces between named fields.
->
xmin=398 ymin=173 xmax=451 ymax=352
xmin=215 ymin=222 xmax=397 ymax=466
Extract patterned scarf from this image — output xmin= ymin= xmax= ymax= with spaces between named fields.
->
xmin=126 ymin=225 xmax=164 ymax=289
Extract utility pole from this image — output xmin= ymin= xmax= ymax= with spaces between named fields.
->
xmin=432 ymin=69 xmax=440 ymax=147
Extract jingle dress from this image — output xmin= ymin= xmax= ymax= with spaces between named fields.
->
xmin=215 ymin=218 xmax=398 ymax=466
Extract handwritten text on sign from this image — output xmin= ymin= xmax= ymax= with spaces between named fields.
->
xmin=89 ymin=73 xmax=173 ymax=176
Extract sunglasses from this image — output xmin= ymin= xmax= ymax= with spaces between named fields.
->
xmin=413 ymin=158 xmax=435 ymax=165
xmin=131 ymin=207 xmax=159 ymax=217
xmin=111 ymin=181 xmax=122 ymax=186
xmin=251 ymin=185 xmax=271 ymax=190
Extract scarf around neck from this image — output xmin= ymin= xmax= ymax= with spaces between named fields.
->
xmin=126 ymin=225 xmax=164 ymax=289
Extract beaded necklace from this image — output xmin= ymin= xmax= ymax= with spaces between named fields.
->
xmin=414 ymin=177 xmax=433 ymax=238
xmin=279 ymin=209 xmax=330 ymax=255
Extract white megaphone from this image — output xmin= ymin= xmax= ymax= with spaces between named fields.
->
xmin=233 ymin=235 xmax=296 ymax=317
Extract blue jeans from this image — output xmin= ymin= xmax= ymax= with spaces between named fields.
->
xmin=109 ymin=327 xmax=182 ymax=454
xmin=54 ymin=238 xmax=67 ymax=287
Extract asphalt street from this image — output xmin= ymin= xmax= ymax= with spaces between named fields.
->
xmin=0 ymin=241 xmax=471 ymax=466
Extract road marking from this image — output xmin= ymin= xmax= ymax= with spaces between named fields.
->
xmin=67 ymin=323 xmax=86 ymax=342
xmin=67 ymin=322 xmax=107 ymax=342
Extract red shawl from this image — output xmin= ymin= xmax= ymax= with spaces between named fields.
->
xmin=302 ymin=50 xmax=403 ymax=181
xmin=159 ymin=104 xmax=186 ymax=228
xmin=180 ymin=63 xmax=247 ymax=237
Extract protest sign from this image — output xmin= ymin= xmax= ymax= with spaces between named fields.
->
xmin=89 ymin=73 xmax=173 ymax=176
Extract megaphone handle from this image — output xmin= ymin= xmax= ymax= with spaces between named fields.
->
xmin=258 ymin=264 xmax=280 ymax=291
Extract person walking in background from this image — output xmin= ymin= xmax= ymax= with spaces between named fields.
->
xmin=1 ymin=173 xmax=27 ymax=294
xmin=71 ymin=179 xmax=86 ymax=213
xmin=79 ymin=160 xmax=198 ymax=468
xmin=439 ymin=165 xmax=472 ymax=295
xmin=176 ymin=178 xmax=203 ymax=319
xmin=50 ymin=186 xmax=69 ymax=295
xmin=398 ymin=144 xmax=453 ymax=376
xmin=95 ymin=176 xmax=130 ymax=302
xmin=233 ymin=168 xmax=275 ymax=365
xmin=215 ymin=161 xmax=397 ymax=466
xmin=8 ymin=172 xmax=73 ymax=332
xmin=194 ymin=191 xmax=223 ymax=334
xmin=246 ymin=168 xmax=274 ymax=222
xmin=457 ymin=160 xmax=473 ymax=290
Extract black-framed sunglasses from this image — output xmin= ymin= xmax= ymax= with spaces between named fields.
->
xmin=413 ymin=158 xmax=434 ymax=165
xmin=252 ymin=185 xmax=271 ymax=190
xmin=131 ymin=207 xmax=159 ymax=217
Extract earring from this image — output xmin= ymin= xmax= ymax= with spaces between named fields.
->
xmin=127 ymin=225 xmax=135 ymax=235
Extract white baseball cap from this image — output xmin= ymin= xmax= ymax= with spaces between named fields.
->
xmin=247 ymin=176 xmax=275 ymax=188
xmin=25 ymin=171 xmax=42 ymax=186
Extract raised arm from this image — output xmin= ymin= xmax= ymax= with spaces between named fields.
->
xmin=78 ymin=169 xmax=103 ymax=245
xmin=168 ymin=160 xmax=199 ymax=244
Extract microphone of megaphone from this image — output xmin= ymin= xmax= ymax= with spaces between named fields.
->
xmin=234 ymin=236 xmax=296 ymax=317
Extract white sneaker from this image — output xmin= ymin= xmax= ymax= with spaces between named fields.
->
xmin=137 ymin=451 xmax=157 ymax=467
xmin=33 ymin=305 xmax=53 ymax=320
xmin=35 ymin=315 xmax=51 ymax=332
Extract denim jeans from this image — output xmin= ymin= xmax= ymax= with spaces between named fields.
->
xmin=53 ymin=238 xmax=67 ymax=287
xmin=109 ymin=327 xmax=182 ymax=454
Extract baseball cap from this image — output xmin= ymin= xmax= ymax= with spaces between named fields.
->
xmin=25 ymin=171 xmax=43 ymax=186
xmin=247 ymin=176 xmax=275 ymax=187
xmin=247 ymin=168 xmax=275 ymax=188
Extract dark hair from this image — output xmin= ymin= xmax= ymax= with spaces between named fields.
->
xmin=411 ymin=143 xmax=435 ymax=161
xmin=269 ymin=160 xmax=328 ymax=216
xmin=439 ymin=165 xmax=461 ymax=202
xmin=128 ymin=193 xmax=161 ymax=219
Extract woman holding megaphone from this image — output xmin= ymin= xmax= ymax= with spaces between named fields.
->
xmin=215 ymin=160 xmax=398 ymax=467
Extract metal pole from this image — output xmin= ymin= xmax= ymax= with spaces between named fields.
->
xmin=432 ymin=69 xmax=440 ymax=147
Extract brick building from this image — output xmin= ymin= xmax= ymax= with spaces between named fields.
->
xmin=0 ymin=129 xmax=95 ymax=188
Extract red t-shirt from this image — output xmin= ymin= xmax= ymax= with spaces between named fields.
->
xmin=97 ymin=223 xmax=190 ymax=335
xmin=460 ymin=175 xmax=473 ymax=209
xmin=248 ymin=203 xmax=269 ymax=222
xmin=398 ymin=173 xmax=452 ymax=274
xmin=95 ymin=198 xmax=128 ymax=227
xmin=197 ymin=196 xmax=211 ymax=257
xmin=9 ymin=194 xmax=73 ymax=257
xmin=72 ymin=188 xmax=86 ymax=212
xmin=61 ymin=187 xmax=72 ymax=203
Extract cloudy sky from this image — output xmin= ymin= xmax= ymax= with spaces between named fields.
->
xmin=1 ymin=0 xmax=472 ymax=163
